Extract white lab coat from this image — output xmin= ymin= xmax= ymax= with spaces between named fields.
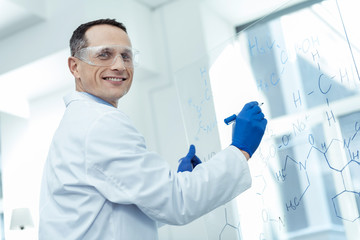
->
xmin=39 ymin=91 xmax=252 ymax=240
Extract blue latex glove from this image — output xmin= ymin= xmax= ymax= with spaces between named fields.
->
xmin=177 ymin=144 xmax=202 ymax=172
xmin=232 ymin=101 xmax=267 ymax=157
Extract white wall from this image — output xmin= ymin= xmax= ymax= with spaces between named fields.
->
xmin=0 ymin=90 xmax=68 ymax=239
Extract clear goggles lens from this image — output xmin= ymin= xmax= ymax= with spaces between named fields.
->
xmin=75 ymin=45 xmax=139 ymax=68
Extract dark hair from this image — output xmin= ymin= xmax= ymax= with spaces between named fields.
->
xmin=69 ymin=18 xmax=127 ymax=56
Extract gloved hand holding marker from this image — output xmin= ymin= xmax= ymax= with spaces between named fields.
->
xmin=224 ymin=102 xmax=267 ymax=158
xmin=224 ymin=102 xmax=264 ymax=125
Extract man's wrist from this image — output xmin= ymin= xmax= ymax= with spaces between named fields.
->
xmin=240 ymin=150 xmax=250 ymax=160
xmin=231 ymin=145 xmax=250 ymax=160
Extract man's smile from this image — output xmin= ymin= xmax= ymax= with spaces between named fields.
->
xmin=103 ymin=77 xmax=127 ymax=82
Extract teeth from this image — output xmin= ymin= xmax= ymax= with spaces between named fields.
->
xmin=105 ymin=77 xmax=125 ymax=82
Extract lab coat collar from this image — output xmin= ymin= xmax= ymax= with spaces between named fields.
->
xmin=64 ymin=91 xmax=115 ymax=108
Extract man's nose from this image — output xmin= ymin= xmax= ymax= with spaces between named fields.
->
xmin=111 ymin=55 xmax=126 ymax=70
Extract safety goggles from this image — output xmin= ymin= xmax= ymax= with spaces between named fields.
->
xmin=74 ymin=45 xmax=139 ymax=68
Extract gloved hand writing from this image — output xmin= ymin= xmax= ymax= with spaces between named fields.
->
xmin=232 ymin=101 xmax=267 ymax=157
xmin=177 ymin=144 xmax=202 ymax=172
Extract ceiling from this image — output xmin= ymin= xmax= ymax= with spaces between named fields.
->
xmin=0 ymin=0 xmax=175 ymax=41
xmin=0 ymin=0 xmax=311 ymax=42
xmin=133 ymin=0 xmax=312 ymax=26
xmin=0 ymin=0 xmax=44 ymax=40
xmin=134 ymin=0 xmax=176 ymax=9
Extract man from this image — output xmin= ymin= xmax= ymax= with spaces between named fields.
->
xmin=39 ymin=19 xmax=267 ymax=239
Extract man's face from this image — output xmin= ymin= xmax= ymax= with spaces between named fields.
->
xmin=69 ymin=24 xmax=134 ymax=107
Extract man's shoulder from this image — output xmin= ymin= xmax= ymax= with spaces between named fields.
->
xmin=66 ymin=99 xmax=128 ymax=123
xmin=64 ymin=92 xmax=125 ymax=117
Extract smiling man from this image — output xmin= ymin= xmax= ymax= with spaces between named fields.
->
xmin=39 ymin=19 xmax=267 ymax=240
xmin=69 ymin=21 xmax=134 ymax=107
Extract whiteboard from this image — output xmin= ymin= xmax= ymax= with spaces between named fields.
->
xmin=175 ymin=0 xmax=360 ymax=239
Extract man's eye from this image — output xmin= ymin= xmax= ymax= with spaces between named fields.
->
xmin=97 ymin=52 xmax=112 ymax=59
xmin=121 ymin=53 xmax=132 ymax=61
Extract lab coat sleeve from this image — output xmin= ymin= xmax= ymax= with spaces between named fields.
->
xmin=85 ymin=110 xmax=251 ymax=225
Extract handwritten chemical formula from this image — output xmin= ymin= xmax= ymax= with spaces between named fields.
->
xmin=242 ymin=5 xmax=360 ymax=238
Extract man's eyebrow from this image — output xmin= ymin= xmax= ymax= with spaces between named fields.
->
xmin=94 ymin=46 xmax=132 ymax=54
xmin=98 ymin=47 xmax=112 ymax=51
xmin=122 ymin=48 xmax=132 ymax=54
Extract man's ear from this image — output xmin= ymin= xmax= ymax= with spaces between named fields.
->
xmin=68 ymin=57 xmax=81 ymax=79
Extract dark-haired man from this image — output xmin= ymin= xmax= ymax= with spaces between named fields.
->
xmin=39 ymin=19 xmax=267 ymax=240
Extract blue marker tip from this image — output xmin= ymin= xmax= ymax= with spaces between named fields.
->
xmin=224 ymin=114 xmax=236 ymax=125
